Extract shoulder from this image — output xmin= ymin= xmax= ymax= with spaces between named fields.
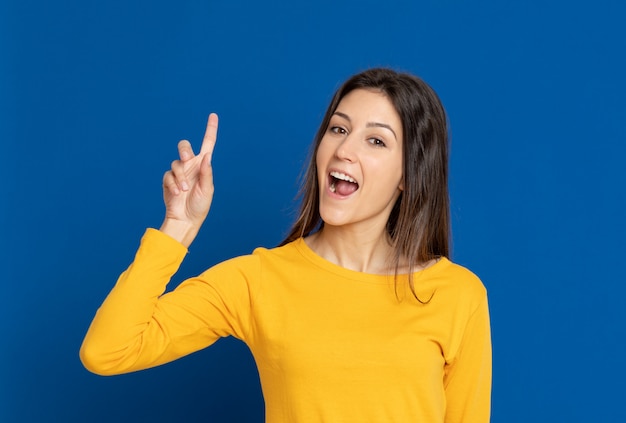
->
xmin=251 ymin=238 xmax=302 ymax=259
xmin=249 ymin=238 xmax=308 ymax=270
xmin=428 ymin=258 xmax=487 ymax=309
xmin=438 ymin=259 xmax=485 ymax=291
xmin=200 ymin=239 xmax=304 ymax=278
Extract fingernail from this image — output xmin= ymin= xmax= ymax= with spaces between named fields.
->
xmin=182 ymin=181 xmax=189 ymax=191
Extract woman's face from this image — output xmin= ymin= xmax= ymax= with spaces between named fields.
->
xmin=316 ymin=88 xmax=404 ymax=232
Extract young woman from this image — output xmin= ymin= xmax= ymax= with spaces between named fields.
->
xmin=81 ymin=68 xmax=492 ymax=422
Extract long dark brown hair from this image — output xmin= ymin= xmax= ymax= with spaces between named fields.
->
xmin=281 ymin=68 xmax=450 ymax=299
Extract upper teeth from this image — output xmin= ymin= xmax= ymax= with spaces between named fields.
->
xmin=330 ymin=171 xmax=356 ymax=184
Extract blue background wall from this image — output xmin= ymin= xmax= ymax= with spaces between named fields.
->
xmin=2 ymin=0 xmax=625 ymax=421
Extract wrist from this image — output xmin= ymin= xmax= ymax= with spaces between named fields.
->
xmin=159 ymin=218 xmax=200 ymax=248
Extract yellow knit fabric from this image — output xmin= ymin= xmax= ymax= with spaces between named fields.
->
xmin=81 ymin=228 xmax=491 ymax=422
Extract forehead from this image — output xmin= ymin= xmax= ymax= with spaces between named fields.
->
xmin=336 ymin=89 xmax=399 ymax=120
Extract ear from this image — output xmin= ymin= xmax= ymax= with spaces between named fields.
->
xmin=398 ymin=178 xmax=404 ymax=191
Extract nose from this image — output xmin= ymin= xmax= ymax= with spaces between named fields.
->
xmin=335 ymin=133 xmax=357 ymax=163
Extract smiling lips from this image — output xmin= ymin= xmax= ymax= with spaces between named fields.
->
xmin=329 ymin=171 xmax=359 ymax=196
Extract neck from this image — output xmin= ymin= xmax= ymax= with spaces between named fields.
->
xmin=305 ymin=224 xmax=397 ymax=274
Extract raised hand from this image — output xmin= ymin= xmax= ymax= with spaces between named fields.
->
xmin=160 ymin=113 xmax=218 ymax=247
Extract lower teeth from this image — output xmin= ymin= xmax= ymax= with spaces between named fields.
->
xmin=330 ymin=182 xmax=336 ymax=193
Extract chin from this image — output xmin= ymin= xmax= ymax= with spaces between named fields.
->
xmin=318 ymin=208 xmax=352 ymax=228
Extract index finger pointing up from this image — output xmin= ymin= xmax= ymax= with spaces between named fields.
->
xmin=199 ymin=113 xmax=219 ymax=158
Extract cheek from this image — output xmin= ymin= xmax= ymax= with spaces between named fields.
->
xmin=396 ymin=163 xmax=404 ymax=191
xmin=315 ymin=140 xmax=332 ymax=169
xmin=393 ymin=155 xmax=404 ymax=190
xmin=315 ymin=144 xmax=328 ymax=183
xmin=384 ymin=169 xmax=404 ymax=197
xmin=369 ymin=158 xmax=403 ymax=191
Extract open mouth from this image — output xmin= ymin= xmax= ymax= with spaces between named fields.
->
xmin=329 ymin=171 xmax=359 ymax=196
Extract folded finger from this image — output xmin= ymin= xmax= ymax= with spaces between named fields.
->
xmin=163 ymin=171 xmax=180 ymax=196
xmin=178 ymin=140 xmax=195 ymax=162
xmin=170 ymin=160 xmax=189 ymax=191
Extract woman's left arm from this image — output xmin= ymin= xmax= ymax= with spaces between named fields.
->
xmin=443 ymin=295 xmax=492 ymax=423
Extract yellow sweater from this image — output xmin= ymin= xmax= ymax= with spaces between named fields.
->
xmin=81 ymin=229 xmax=491 ymax=422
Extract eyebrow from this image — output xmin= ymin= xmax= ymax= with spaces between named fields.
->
xmin=333 ymin=111 xmax=398 ymax=140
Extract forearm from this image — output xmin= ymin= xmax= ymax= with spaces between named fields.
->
xmin=80 ymin=229 xmax=188 ymax=375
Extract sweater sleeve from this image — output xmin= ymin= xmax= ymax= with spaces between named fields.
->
xmin=80 ymin=229 xmax=256 ymax=376
xmin=443 ymin=294 xmax=492 ymax=423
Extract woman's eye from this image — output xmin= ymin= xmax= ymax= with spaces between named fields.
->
xmin=368 ymin=138 xmax=386 ymax=147
xmin=330 ymin=126 xmax=347 ymax=135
